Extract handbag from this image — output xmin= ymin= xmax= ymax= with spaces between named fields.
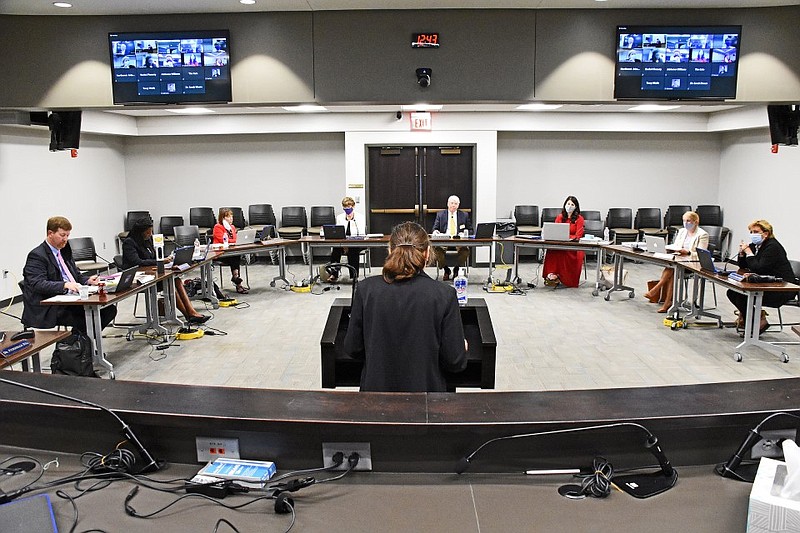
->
xmin=50 ymin=332 xmax=97 ymax=377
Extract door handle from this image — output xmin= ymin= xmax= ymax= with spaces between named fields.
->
xmin=370 ymin=208 xmax=417 ymax=214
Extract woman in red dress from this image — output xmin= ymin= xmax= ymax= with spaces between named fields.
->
xmin=542 ymin=196 xmax=585 ymax=288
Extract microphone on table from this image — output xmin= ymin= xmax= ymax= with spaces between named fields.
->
xmin=455 ymin=421 xmax=678 ymax=498
xmin=715 ymin=411 xmax=800 ymax=482
xmin=0 ymin=377 xmax=163 ymax=478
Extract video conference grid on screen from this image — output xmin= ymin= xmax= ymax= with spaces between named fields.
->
xmin=109 ymin=32 xmax=230 ymax=104
xmin=614 ymin=26 xmax=741 ymax=100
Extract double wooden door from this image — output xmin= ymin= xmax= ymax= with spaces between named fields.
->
xmin=367 ymin=145 xmax=474 ymax=263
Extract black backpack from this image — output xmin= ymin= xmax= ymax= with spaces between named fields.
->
xmin=50 ymin=332 xmax=97 ymax=377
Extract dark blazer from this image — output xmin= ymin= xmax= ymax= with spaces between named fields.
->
xmin=22 ymin=241 xmax=89 ymax=328
xmin=343 ymin=271 xmax=468 ymax=392
xmin=122 ymin=236 xmax=157 ymax=269
xmin=736 ymin=237 xmax=797 ymax=283
xmin=432 ymin=209 xmax=471 ymax=235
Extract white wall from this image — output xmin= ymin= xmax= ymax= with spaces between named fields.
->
xmin=497 ymin=131 xmax=722 ymax=220
xmin=123 ymin=133 xmax=345 ymax=230
xmin=719 ymin=129 xmax=800 ymax=260
xmin=0 ymin=127 xmax=127 ymax=302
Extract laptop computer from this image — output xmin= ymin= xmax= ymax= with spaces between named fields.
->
xmin=235 ymin=228 xmax=257 ymax=245
xmin=696 ymin=248 xmax=730 ymax=276
xmin=165 ymin=246 xmax=194 ymax=269
xmin=105 ymin=266 xmax=139 ymax=293
xmin=471 ymin=222 xmax=496 ymax=239
xmin=541 ymin=222 xmax=571 ymax=241
xmin=322 ymin=224 xmax=346 ymax=239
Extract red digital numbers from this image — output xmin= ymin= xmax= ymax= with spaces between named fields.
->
xmin=412 ymin=33 xmax=440 ymax=48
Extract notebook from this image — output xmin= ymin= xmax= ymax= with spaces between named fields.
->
xmin=235 ymin=228 xmax=257 ymax=245
xmin=541 ymin=222 xmax=571 ymax=241
xmin=471 ymin=222 xmax=496 ymax=239
xmin=322 ymin=225 xmax=346 ymax=239
xmin=105 ymin=266 xmax=139 ymax=293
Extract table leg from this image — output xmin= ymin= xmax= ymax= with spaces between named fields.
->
xmin=85 ymin=305 xmax=114 ymax=378
xmin=160 ymin=277 xmax=183 ymax=328
xmin=512 ymin=243 xmax=522 ymax=284
xmin=592 ymin=248 xmax=604 ymax=296
xmin=733 ymin=292 xmax=790 ymax=363
xmin=308 ymin=244 xmax=315 ymax=281
xmin=271 ymin=246 xmax=290 ymax=288
xmin=200 ymin=262 xmax=219 ymax=308
xmin=604 ymin=253 xmax=635 ymax=301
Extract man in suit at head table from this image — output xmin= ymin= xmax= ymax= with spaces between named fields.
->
xmin=431 ymin=195 xmax=472 ymax=281
xmin=21 ymin=216 xmax=116 ymax=333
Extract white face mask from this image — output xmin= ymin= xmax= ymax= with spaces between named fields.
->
xmin=565 ymin=204 xmax=575 ymax=214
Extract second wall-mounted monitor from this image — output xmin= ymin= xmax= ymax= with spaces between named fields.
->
xmin=614 ymin=25 xmax=741 ymax=101
xmin=109 ymin=30 xmax=231 ymax=105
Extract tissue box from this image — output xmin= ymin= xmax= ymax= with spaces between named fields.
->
xmin=747 ymin=457 xmax=800 ymax=532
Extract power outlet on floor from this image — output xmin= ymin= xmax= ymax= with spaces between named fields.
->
xmin=196 ymin=436 xmax=241 ymax=462
xmin=322 ymin=442 xmax=372 ymax=471
xmin=750 ymin=429 xmax=797 ymax=459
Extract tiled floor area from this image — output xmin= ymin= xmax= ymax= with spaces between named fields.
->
xmin=3 ymin=255 xmax=800 ymax=391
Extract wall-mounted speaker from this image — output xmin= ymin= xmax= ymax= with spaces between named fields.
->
xmin=767 ymin=105 xmax=800 ymax=146
xmin=48 ymin=111 xmax=82 ymax=151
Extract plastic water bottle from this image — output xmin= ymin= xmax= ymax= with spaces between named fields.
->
xmin=454 ymin=273 xmax=468 ymax=306
xmin=603 ymin=227 xmax=610 ymax=242
xmin=193 ymin=238 xmax=201 ymax=258
xmin=222 ymin=232 xmax=229 ymax=249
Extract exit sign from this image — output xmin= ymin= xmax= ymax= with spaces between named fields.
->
xmin=410 ymin=112 xmax=432 ymax=131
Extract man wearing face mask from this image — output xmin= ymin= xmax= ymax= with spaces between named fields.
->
xmin=727 ymin=219 xmax=797 ymax=333
xmin=542 ymin=196 xmax=585 ymax=288
xmin=327 ymin=196 xmax=366 ymax=282
xmin=643 ymin=211 xmax=708 ymax=313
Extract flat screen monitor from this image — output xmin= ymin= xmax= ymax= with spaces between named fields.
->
xmin=614 ymin=25 xmax=741 ymax=101
xmin=109 ymin=30 xmax=231 ymax=105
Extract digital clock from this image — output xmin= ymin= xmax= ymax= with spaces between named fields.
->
xmin=412 ymin=33 xmax=440 ymax=48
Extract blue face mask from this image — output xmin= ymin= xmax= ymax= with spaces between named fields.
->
xmin=344 ymin=207 xmax=354 ymax=215
xmin=750 ymin=233 xmax=763 ymax=245
xmin=683 ymin=222 xmax=694 ymax=230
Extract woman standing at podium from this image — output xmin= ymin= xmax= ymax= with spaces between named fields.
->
xmin=542 ymin=195 xmax=585 ymax=288
xmin=343 ymin=221 xmax=467 ymax=392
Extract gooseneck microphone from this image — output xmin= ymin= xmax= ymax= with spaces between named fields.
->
xmin=715 ymin=411 xmax=800 ymax=482
xmin=0 ymin=377 xmax=162 ymax=476
xmin=455 ymin=422 xmax=678 ymax=498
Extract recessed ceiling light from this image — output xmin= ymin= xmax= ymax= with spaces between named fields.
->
xmin=628 ymin=104 xmax=681 ymax=112
xmin=516 ymin=103 xmax=563 ymax=111
xmin=240 ymin=0 xmax=256 ymax=4
xmin=400 ymin=104 xmax=443 ymax=112
xmin=53 ymin=2 xmax=72 ymax=7
xmin=281 ymin=104 xmax=328 ymax=113
xmin=167 ymin=107 xmax=215 ymax=115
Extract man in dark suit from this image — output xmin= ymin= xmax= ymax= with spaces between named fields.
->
xmin=431 ymin=195 xmax=472 ymax=281
xmin=22 ymin=216 xmax=116 ymax=332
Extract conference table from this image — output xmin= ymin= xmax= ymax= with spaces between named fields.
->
xmin=506 ymin=236 xmax=607 ymax=295
xmin=300 ymin=234 xmax=498 ymax=283
xmin=202 ymin=238 xmax=293 ymax=302
xmin=603 ymin=244 xmax=800 ymax=362
xmin=41 ymin=268 xmax=179 ymax=379
xmin=0 ymin=330 xmax=70 ymax=373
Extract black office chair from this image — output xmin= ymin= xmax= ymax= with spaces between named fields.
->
xmin=540 ymin=208 xmax=561 ymax=225
xmin=248 ymin=204 xmax=277 ymax=230
xmin=514 ymin=205 xmax=540 ymax=235
xmin=69 ymin=237 xmax=112 ymax=275
xmin=309 ymin=206 xmax=336 ymax=236
xmin=635 ymin=207 xmax=666 ymax=239
xmin=605 ymin=208 xmax=638 ymax=244
xmin=277 ymin=206 xmax=308 ymax=240
xmin=219 ymin=207 xmax=247 ymax=230
xmin=189 ymin=207 xmax=216 ymax=238
xmin=582 ymin=210 xmax=602 ymax=221
xmin=772 ymin=260 xmax=800 ymax=333
xmin=696 ymin=205 xmax=723 ymax=227
xmin=118 ymin=210 xmax=151 ymax=244
xmin=701 ymin=225 xmax=725 ymax=260
xmin=173 ymin=225 xmax=201 ymax=248
xmin=159 ymin=215 xmax=185 ymax=253
xmin=664 ymin=205 xmax=692 ymax=240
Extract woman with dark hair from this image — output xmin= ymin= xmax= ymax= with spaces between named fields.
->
xmin=542 ymin=195 xmax=585 ymax=288
xmin=728 ymin=219 xmax=797 ymax=333
xmin=343 ymin=221 xmax=468 ymax=392
xmin=212 ymin=208 xmax=248 ymax=294
xmin=122 ymin=218 xmax=209 ymax=324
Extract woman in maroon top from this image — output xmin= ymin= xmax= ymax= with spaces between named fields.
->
xmin=542 ymin=196 xmax=585 ymax=288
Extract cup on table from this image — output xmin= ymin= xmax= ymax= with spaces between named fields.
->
xmin=78 ymin=285 xmax=90 ymax=300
